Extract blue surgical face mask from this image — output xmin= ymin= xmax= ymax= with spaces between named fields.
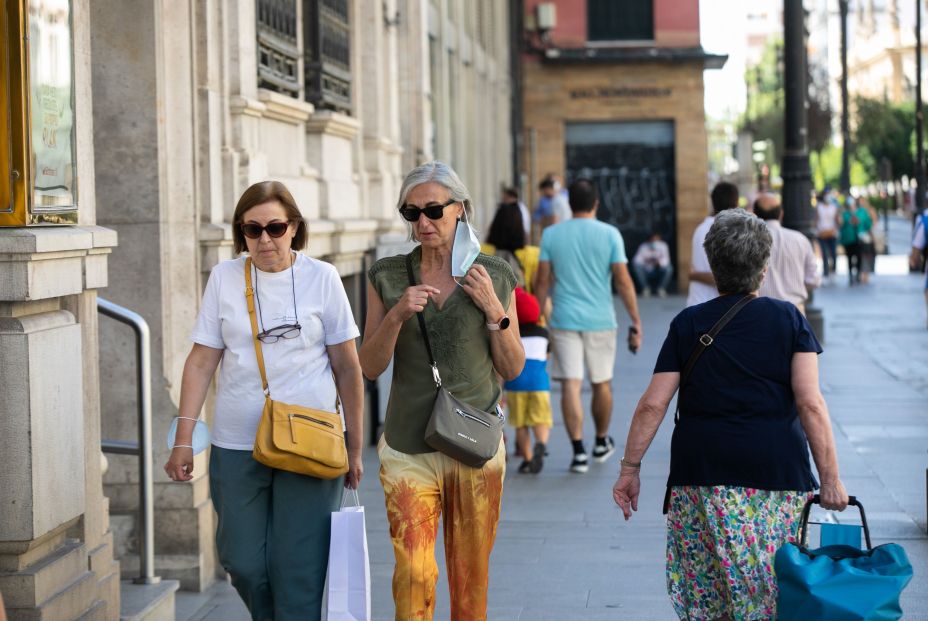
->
xmin=166 ymin=416 xmax=210 ymax=455
xmin=451 ymin=209 xmax=481 ymax=278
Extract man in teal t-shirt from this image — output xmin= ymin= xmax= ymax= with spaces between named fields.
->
xmin=535 ymin=179 xmax=642 ymax=474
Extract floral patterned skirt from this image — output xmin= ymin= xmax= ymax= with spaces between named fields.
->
xmin=666 ymin=485 xmax=812 ymax=621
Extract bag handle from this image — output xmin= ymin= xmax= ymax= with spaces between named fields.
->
xmin=244 ymin=258 xmax=272 ymax=397
xmin=673 ymin=293 xmax=755 ymax=424
xmin=341 ymin=487 xmax=361 ymax=508
xmin=798 ymin=494 xmax=871 ymax=550
xmin=244 ymin=258 xmax=340 ymax=413
xmin=405 ymin=253 xmax=443 ymax=388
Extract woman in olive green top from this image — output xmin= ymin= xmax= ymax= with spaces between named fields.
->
xmin=360 ymin=161 xmax=524 ymax=621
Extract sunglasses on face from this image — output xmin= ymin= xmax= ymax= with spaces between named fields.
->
xmin=399 ymin=199 xmax=457 ymax=222
xmin=241 ymin=221 xmax=290 ymax=239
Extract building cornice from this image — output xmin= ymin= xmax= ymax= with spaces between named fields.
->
xmin=306 ymin=110 xmax=361 ymax=139
xmin=539 ymin=46 xmax=728 ymax=69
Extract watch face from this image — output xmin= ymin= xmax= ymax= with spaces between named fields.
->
xmin=499 ymin=316 xmax=511 ymax=330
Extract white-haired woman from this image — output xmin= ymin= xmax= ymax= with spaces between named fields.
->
xmin=360 ymin=162 xmax=524 ymax=620
xmin=612 ymin=209 xmax=848 ymax=620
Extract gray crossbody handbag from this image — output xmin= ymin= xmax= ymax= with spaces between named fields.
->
xmin=405 ymin=253 xmax=504 ymax=468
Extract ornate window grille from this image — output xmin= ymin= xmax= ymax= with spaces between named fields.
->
xmin=256 ymin=0 xmax=300 ymax=97
xmin=303 ymin=0 xmax=352 ymax=113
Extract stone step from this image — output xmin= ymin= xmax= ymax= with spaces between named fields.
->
xmin=0 ymin=539 xmax=87 ymax=608
xmin=75 ymin=599 xmax=108 ymax=621
xmin=119 ymin=579 xmax=179 ymax=621
xmin=118 ymin=553 xmax=209 ymax=592
xmin=7 ymin=569 xmax=97 ymax=621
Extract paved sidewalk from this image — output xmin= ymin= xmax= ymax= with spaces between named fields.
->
xmin=182 ymin=232 xmax=927 ymax=620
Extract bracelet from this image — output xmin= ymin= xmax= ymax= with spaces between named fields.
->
xmin=620 ymin=458 xmax=641 ymax=470
xmin=173 ymin=444 xmax=194 ymax=450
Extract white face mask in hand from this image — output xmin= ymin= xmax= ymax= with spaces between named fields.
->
xmin=451 ymin=209 xmax=481 ymax=278
xmin=166 ymin=416 xmax=210 ymax=454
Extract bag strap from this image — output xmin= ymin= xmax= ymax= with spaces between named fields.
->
xmin=244 ymin=258 xmax=271 ymax=397
xmin=798 ymin=494 xmax=870 ymax=550
xmin=673 ymin=293 xmax=756 ymax=423
xmin=405 ymin=253 xmax=443 ymax=388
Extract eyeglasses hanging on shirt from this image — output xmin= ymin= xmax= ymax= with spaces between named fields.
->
xmin=252 ymin=254 xmax=302 ymax=344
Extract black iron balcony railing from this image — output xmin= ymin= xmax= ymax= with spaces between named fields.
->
xmin=304 ymin=0 xmax=352 ymax=113
xmin=257 ymin=0 xmax=301 ymax=97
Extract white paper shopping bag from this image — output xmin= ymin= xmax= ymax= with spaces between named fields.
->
xmin=325 ymin=489 xmax=371 ymax=621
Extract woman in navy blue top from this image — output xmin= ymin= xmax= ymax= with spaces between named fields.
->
xmin=612 ymin=209 xmax=849 ymax=621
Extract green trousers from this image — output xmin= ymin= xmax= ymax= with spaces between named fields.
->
xmin=209 ymin=446 xmax=342 ymax=621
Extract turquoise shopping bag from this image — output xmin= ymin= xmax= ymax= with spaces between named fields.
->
xmin=775 ymin=495 xmax=913 ymax=621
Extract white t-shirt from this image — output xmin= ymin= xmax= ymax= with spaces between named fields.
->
xmin=686 ymin=216 xmax=719 ymax=307
xmin=190 ymin=253 xmax=360 ymax=450
xmin=816 ymin=201 xmax=838 ymax=235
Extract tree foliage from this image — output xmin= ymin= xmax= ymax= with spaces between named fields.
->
xmin=852 ymin=96 xmax=915 ymax=182
xmin=807 ymin=62 xmax=833 ymax=156
xmin=738 ymin=38 xmax=833 ymax=167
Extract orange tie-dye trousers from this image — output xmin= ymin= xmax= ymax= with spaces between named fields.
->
xmin=378 ymin=434 xmax=505 ymax=621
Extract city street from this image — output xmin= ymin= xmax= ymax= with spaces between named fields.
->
xmin=180 ymin=217 xmax=927 ymax=620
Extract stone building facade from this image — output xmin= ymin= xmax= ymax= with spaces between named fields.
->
xmin=85 ymin=0 xmax=513 ymax=595
xmin=1 ymin=1 xmax=122 ymax=618
xmin=518 ymin=0 xmax=724 ymax=289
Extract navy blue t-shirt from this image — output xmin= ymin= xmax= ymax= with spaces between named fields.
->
xmin=654 ymin=294 xmax=822 ymax=491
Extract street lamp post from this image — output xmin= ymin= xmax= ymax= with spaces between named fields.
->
xmin=782 ymin=0 xmax=824 ymax=340
xmin=782 ymin=0 xmax=814 ymax=235
xmin=916 ymin=0 xmax=926 ymax=217
xmin=839 ymin=0 xmax=851 ymax=193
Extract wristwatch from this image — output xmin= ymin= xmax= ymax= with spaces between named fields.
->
xmin=486 ymin=314 xmax=511 ymax=331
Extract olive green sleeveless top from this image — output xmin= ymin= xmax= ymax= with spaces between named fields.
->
xmin=368 ymin=247 xmax=516 ymax=454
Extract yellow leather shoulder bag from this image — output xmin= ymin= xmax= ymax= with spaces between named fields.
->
xmin=244 ymin=258 xmax=349 ymax=479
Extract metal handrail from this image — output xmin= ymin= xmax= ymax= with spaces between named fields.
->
xmin=97 ymin=297 xmax=160 ymax=585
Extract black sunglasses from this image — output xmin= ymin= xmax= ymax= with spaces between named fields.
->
xmin=399 ymin=199 xmax=457 ymax=222
xmin=241 ymin=221 xmax=290 ymax=239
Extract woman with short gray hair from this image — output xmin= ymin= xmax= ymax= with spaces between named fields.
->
xmin=360 ymin=161 xmax=524 ymax=620
xmin=612 ymin=209 xmax=848 ymax=620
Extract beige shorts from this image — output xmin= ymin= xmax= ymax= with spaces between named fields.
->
xmin=548 ymin=328 xmax=617 ymax=383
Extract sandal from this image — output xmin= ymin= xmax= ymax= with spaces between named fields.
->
xmin=517 ymin=460 xmax=533 ymax=474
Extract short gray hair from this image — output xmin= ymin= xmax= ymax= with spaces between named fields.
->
xmin=703 ymin=209 xmax=771 ymax=294
xmin=397 ymin=161 xmax=472 ymax=216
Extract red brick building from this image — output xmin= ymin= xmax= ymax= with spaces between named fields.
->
xmin=516 ymin=0 xmax=725 ymax=287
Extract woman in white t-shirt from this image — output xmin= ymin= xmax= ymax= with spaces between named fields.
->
xmin=163 ymin=181 xmax=363 ymax=621
xmin=816 ymin=191 xmax=839 ymax=281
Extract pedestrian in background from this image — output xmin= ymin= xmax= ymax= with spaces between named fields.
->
xmin=534 ymin=178 xmax=642 ymax=474
xmin=483 ymin=201 xmax=541 ymax=294
xmin=815 ymin=190 xmax=839 ymax=283
xmin=360 ymin=161 xmax=524 ymax=620
xmin=687 ymin=181 xmax=739 ymax=307
xmin=631 ymin=232 xmax=673 ymax=298
xmin=910 ymin=209 xmax=928 ymax=329
xmin=613 ymin=209 xmax=848 ymax=621
xmin=533 ymin=176 xmax=571 ymax=233
xmin=164 ymin=181 xmax=365 ymax=620
xmin=858 ymin=196 xmax=878 ymax=283
xmin=755 ymin=192 xmax=820 ymax=315
xmin=840 ymin=196 xmax=872 ymax=285
xmin=500 ymin=186 xmax=531 ymax=240
xmin=505 ymin=287 xmax=552 ymax=474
